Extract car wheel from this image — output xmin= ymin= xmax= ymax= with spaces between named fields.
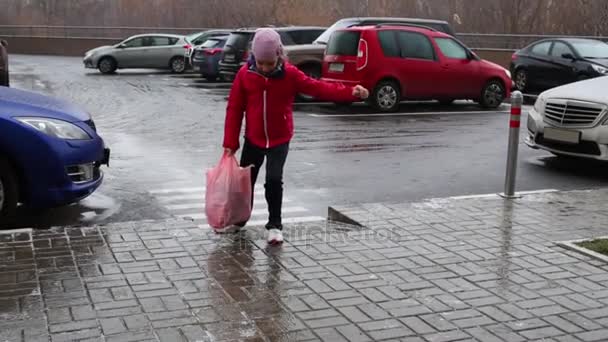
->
xmin=480 ymin=80 xmax=506 ymax=109
xmin=372 ymin=80 xmax=401 ymax=112
xmin=514 ymin=69 xmax=528 ymax=92
xmin=170 ymin=57 xmax=187 ymax=73
xmin=297 ymin=64 xmax=322 ymax=102
xmin=0 ymin=158 xmax=18 ymax=221
xmin=98 ymin=57 xmax=117 ymax=74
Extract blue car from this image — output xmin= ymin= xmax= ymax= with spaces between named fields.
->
xmin=0 ymin=87 xmax=110 ymax=220
xmin=192 ymin=35 xmax=229 ymax=81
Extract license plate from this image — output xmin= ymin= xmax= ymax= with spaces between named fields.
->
xmin=329 ymin=63 xmax=344 ymax=72
xmin=224 ymin=54 xmax=235 ymax=62
xmin=544 ymin=127 xmax=580 ymax=144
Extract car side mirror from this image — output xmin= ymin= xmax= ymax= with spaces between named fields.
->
xmin=562 ymin=53 xmax=576 ymax=60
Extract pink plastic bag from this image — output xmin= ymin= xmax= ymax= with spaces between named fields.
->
xmin=205 ymin=152 xmax=252 ymax=229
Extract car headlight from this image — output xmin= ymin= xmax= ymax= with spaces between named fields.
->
xmin=592 ymin=64 xmax=608 ymax=74
xmin=533 ymin=96 xmax=546 ymax=113
xmin=15 ymin=117 xmax=91 ymax=140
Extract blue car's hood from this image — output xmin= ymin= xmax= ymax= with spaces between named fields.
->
xmin=0 ymin=87 xmax=91 ymax=122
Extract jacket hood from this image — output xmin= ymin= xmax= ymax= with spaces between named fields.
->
xmin=246 ymin=55 xmax=286 ymax=79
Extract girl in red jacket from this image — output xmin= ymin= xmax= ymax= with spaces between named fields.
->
xmin=223 ymin=28 xmax=369 ymax=244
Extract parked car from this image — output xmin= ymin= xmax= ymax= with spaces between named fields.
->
xmin=0 ymin=87 xmax=110 ymax=221
xmin=192 ymin=35 xmax=229 ymax=81
xmin=184 ymin=29 xmax=232 ymax=65
xmin=0 ymin=39 xmax=8 ymax=87
xmin=186 ymin=29 xmax=232 ymax=46
xmin=321 ymin=24 xmax=512 ymax=112
xmin=284 ymin=17 xmax=455 ymax=81
xmin=526 ymin=76 xmax=608 ymax=160
xmin=83 ymin=34 xmax=192 ymax=74
xmin=511 ymin=38 xmax=608 ymax=93
xmin=218 ymin=26 xmax=326 ymax=82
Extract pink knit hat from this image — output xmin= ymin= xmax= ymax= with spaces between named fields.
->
xmin=251 ymin=28 xmax=283 ymax=61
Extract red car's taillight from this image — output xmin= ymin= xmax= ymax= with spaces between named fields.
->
xmin=357 ymin=39 xmax=368 ymax=70
xmin=204 ymin=48 xmax=223 ymax=55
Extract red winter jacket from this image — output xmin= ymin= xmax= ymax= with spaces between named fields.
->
xmin=223 ymin=61 xmax=358 ymax=150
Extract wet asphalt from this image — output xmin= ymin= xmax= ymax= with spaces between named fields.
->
xmin=4 ymin=55 xmax=608 ymax=229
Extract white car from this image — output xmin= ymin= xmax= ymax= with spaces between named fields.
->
xmin=83 ymin=34 xmax=191 ymax=74
xmin=526 ymin=76 xmax=608 ymax=160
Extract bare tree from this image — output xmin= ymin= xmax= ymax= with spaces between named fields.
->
xmin=581 ymin=0 xmax=608 ymax=35
xmin=2 ymin=0 xmax=608 ymax=37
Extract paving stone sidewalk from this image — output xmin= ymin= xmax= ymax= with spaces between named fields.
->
xmin=1 ymin=189 xmax=608 ymax=342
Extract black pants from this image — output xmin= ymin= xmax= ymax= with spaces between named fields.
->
xmin=0 ymin=71 xmax=8 ymax=87
xmin=240 ymin=139 xmax=289 ymax=230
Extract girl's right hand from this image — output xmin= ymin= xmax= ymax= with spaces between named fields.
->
xmin=224 ymin=148 xmax=235 ymax=156
xmin=353 ymin=85 xmax=369 ymax=99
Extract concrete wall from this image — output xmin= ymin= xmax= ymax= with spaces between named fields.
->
xmin=474 ymin=49 xmax=514 ymax=69
xmin=0 ymin=36 xmax=122 ymax=56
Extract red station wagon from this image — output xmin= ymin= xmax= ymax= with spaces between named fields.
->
xmin=321 ymin=24 xmax=513 ymax=112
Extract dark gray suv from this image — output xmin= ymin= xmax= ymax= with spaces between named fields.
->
xmin=218 ymin=26 xmax=326 ymax=82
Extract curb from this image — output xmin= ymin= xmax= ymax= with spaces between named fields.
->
xmin=326 ymin=189 xmax=561 ymax=228
xmin=556 ymin=236 xmax=608 ymax=263
xmin=327 ymin=206 xmax=363 ymax=227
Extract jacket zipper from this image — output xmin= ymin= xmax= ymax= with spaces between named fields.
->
xmin=249 ymin=69 xmax=271 ymax=148
xmin=263 ymin=82 xmax=269 ymax=148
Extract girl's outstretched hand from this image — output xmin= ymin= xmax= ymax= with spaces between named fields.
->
xmin=353 ymin=85 xmax=369 ymax=99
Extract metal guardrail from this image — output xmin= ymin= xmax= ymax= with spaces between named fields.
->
xmin=2 ymin=25 xmax=608 ymax=50
xmin=0 ymin=25 xmax=213 ymax=40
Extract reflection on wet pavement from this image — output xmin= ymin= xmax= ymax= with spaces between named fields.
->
xmin=3 ymin=186 xmax=608 ymax=341
xmin=1 ymin=219 xmax=348 ymax=341
xmin=203 ymin=232 xmax=320 ymax=341
xmin=496 ymin=200 xmax=514 ymax=293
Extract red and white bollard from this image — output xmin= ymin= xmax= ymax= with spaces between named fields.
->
xmin=502 ymin=91 xmax=523 ymax=198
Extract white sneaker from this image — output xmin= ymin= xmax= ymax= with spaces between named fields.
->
xmin=214 ymin=225 xmax=242 ymax=234
xmin=267 ymin=228 xmax=284 ymax=245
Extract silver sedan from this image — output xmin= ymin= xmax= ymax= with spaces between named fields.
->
xmin=83 ymin=34 xmax=191 ymax=74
